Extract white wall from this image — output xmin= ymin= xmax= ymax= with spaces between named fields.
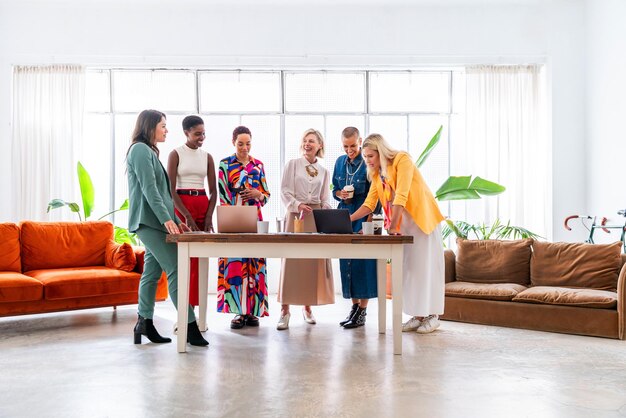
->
xmin=0 ymin=0 xmax=587 ymax=241
xmin=585 ymin=0 xmax=626 ymax=244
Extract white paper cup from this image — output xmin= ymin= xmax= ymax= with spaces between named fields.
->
xmin=343 ymin=185 xmax=354 ymax=199
xmin=362 ymin=222 xmax=374 ymax=235
xmin=257 ymin=221 xmax=269 ymax=233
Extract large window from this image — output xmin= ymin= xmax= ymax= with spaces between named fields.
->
xmin=84 ymin=69 xmax=459 ymax=229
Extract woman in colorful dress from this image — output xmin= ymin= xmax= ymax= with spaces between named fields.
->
xmin=277 ymin=128 xmax=334 ymax=330
xmin=217 ymin=126 xmax=271 ymax=329
xmin=167 ymin=115 xmax=217 ymax=307
xmin=349 ymin=133 xmax=445 ymax=334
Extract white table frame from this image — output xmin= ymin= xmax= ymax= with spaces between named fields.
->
xmin=167 ymin=233 xmax=411 ymax=355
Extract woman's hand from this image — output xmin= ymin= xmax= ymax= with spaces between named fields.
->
xmin=179 ymin=223 xmax=192 ymax=233
xmin=297 ymin=203 xmax=312 ymax=216
xmin=184 ymin=215 xmax=200 ymax=231
xmin=204 ymin=220 xmax=214 ymax=233
xmin=240 ymin=188 xmax=262 ymax=201
xmin=336 ymin=190 xmax=349 ymax=200
xmin=164 ymin=220 xmax=181 ymax=234
xmin=388 ymin=226 xmax=402 ymax=236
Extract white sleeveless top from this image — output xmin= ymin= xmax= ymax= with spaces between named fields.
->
xmin=175 ymin=144 xmax=208 ymax=189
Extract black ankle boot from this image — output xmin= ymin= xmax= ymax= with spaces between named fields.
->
xmin=339 ymin=303 xmax=359 ymax=327
xmin=187 ymin=321 xmax=209 ymax=346
xmin=343 ymin=307 xmax=366 ymax=329
xmin=133 ymin=315 xmax=172 ymax=344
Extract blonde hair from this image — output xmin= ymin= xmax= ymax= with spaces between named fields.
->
xmin=362 ymin=133 xmax=400 ymax=180
xmin=300 ymin=128 xmax=325 ymax=158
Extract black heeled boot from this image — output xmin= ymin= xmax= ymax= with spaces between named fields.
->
xmin=133 ymin=315 xmax=172 ymax=344
xmin=339 ymin=303 xmax=359 ymax=327
xmin=187 ymin=321 xmax=209 ymax=346
xmin=343 ymin=307 xmax=367 ymax=329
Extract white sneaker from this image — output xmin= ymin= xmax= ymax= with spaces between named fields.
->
xmin=277 ymin=312 xmax=291 ymax=330
xmin=402 ymin=316 xmax=422 ymax=332
xmin=416 ymin=315 xmax=440 ymax=334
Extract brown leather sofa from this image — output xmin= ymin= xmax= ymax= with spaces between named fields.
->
xmin=0 ymin=221 xmax=167 ymax=317
xmin=441 ymin=239 xmax=625 ymax=339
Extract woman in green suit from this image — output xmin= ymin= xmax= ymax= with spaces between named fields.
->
xmin=127 ymin=109 xmax=208 ymax=346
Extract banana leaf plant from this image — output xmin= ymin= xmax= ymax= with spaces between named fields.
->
xmin=415 ymin=125 xmax=506 ymax=201
xmin=47 ymin=162 xmax=138 ymax=245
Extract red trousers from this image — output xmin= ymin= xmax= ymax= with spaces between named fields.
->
xmin=175 ymin=190 xmax=209 ymax=306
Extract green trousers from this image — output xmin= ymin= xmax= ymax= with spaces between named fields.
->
xmin=136 ymin=225 xmax=196 ymax=323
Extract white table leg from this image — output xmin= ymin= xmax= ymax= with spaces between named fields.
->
xmin=377 ymin=258 xmax=387 ymax=334
xmin=177 ymin=243 xmax=190 ymax=353
xmin=391 ymin=246 xmax=403 ymax=355
xmin=198 ymin=257 xmax=209 ymax=332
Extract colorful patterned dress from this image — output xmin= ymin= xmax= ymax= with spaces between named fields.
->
xmin=217 ymin=155 xmax=270 ymax=316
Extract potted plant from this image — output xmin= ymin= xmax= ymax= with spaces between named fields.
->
xmin=47 ymin=162 xmax=138 ymax=244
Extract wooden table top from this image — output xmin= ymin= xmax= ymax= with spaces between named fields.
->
xmin=166 ymin=232 xmax=413 ymax=244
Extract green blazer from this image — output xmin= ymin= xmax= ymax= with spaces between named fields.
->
xmin=127 ymin=142 xmax=177 ymax=233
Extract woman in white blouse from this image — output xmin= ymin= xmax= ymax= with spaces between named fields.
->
xmin=277 ymin=129 xmax=334 ymax=330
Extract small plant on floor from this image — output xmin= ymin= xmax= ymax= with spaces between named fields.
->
xmin=47 ymin=161 xmax=138 ymax=244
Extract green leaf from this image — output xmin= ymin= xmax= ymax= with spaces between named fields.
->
xmin=47 ymin=199 xmax=82 ymax=221
xmin=77 ymin=162 xmax=95 ymax=220
xmin=468 ymin=177 xmax=506 ymax=196
xmin=415 ymin=125 xmax=443 ymax=168
xmin=47 ymin=199 xmax=70 ymax=212
xmin=435 ymin=175 xmax=505 ymax=201
xmin=114 ymin=226 xmax=139 ymax=245
xmin=118 ymin=199 xmax=129 ymax=210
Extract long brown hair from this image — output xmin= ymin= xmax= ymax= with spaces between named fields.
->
xmin=128 ymin=109 xmax=166 ymax=156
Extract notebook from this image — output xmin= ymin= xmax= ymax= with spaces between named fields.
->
xmin=312 ymin=209 xmax=354 ymax=234
xmin=216 ymin=205 xmax=258 ymax=233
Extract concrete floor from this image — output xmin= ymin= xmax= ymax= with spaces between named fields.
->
xmin=0 ymin=297 xmax=625 ymax=418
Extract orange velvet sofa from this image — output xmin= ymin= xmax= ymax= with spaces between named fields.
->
xmin=0 ymin=221 xmax=167 ymax=317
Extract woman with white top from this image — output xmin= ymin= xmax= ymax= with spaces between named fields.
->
xmin=277 ymin=129 xmax=334 ymax=330
xmin=167 ymin=115 xmax=217 ymax=306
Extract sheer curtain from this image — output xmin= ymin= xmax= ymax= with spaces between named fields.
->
xmin=12 ymin=65 xmax=85 ymax=221
xmin=449 ymin=65 xmax=550 ymax=239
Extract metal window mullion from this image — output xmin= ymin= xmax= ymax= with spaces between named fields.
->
xmin=109 ymin=69 xmax=116 ymax=223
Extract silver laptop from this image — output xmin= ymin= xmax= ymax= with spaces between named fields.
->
xmin=216 ymin=205 xmax=258 ymax=233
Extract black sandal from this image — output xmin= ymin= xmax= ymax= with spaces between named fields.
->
xmin=245 ymin=315 xmax=259 ymax=327
xmin=230 ymin=315 xmax=245 ymax=329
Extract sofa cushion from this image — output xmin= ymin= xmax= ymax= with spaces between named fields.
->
xmin=455 ymin=238 xmax=533 ymax=285
xmin=530 ymin=241 xmax=621 ymax=290
xmin=20 ymin=221 xmax=113 ymax=272
xmin=26 ymin=267 xmax=141 ymax=300
xmin=0 ymin=272 xmax=43 ymax=302
xmin=105 ymin=241 xmax=137 ymax=272
xmin=0 ymin=223 xmax=21 ymax=272
xmin=445 ymin=281 xmax=528 ymax=301
xmin=513 ymin=286 xmax=617 ymax=309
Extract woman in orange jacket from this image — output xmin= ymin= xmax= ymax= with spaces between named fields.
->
xmin=349 ymin=133 xmax=445 ymax=334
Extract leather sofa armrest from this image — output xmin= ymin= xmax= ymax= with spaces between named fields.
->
xmin=133 ymin=246 xmax=146 ymax=274
xmin=444 ymin=249 xmax=456 ymax=283
xmin=618 ymin=263 xmax=626 ymax=340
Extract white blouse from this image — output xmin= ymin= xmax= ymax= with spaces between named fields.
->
xmin=281 ymin=157 xmax=331 ymax=213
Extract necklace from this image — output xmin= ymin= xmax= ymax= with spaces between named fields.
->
xmin=345 ymin=158 xmax=364 ymax=186
xmin=305 ymin=164 xmax=318 ymax=177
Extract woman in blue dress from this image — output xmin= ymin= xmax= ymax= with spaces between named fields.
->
xmin=331 ymin=127 xmax=380 ymax=329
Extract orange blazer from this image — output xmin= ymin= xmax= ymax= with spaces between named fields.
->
xmin=363 ymin=152 xmax=444 ymax=235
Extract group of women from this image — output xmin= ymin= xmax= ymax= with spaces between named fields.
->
xmin=127 ymin=109 xmax=445 ymax=347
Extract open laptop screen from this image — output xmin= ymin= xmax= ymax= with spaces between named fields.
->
xmin=312 ymin=209 xmax=354 ymax=234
